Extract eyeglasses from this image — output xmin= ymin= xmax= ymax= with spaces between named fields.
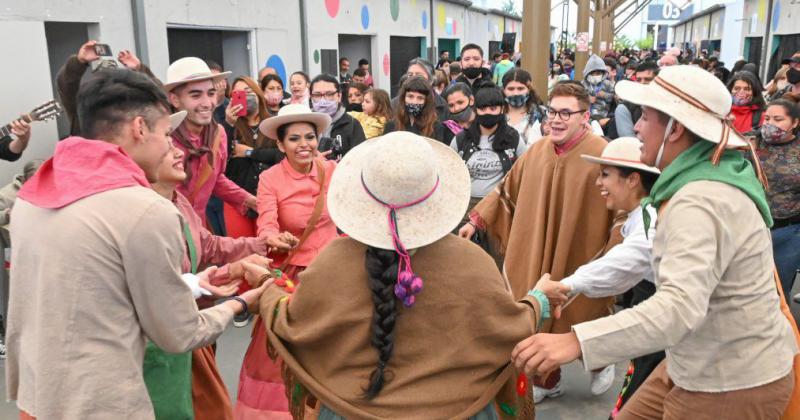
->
xmin=311 ymin=91 xmax=338 ymax=100
xmin=545 ymin=107 xmax=587 ymax=121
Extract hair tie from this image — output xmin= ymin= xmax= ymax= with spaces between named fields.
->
xmin=361 ymin=172 xmax=440 ymax=307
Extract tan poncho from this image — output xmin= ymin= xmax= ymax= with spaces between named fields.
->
xmin=472 ymin=132 xmax=618 ymax=333
xmin=260 ymin=235 xmax=542 ymax=419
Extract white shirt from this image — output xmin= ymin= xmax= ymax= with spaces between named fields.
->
xmin=561 ymin=206 xmax=656 ymax=298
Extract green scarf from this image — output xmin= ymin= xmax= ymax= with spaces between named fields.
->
xmin=641 ymin=140 xmax=773 ymax=235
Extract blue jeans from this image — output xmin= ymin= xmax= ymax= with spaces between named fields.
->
xmin=206 ymin=196 xmax=226 ymax=236
xmin=772 ymin=223 xmax=800 ymax=297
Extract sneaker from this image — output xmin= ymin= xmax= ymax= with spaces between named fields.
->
xmin=533 ymin=382 xmax=564 ymax=404
xmin=233 ymin=313 xmax=252 ymax=328
xmin=590 ymin=364 xmax=615 ymax=395
xmin=0 ymin=338 xmax=6 ymax=360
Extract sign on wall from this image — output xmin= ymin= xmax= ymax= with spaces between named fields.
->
xmin=646 ymin=3 xmax=693 ymax=22
xmin=577 ymin=32 xmax=589 ymax=52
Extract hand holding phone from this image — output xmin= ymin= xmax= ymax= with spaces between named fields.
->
xmin=230 ymin=91 xmax=248 ymax=117
xmin=93 ymin=43 xmax=113 ymax=57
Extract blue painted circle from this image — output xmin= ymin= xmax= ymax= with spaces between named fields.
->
xmin=265 ymin=55 xmax=287 ymax=86
xmin=422 ymin=10 xmax=428 ymax=30
xmin=361 ymin=5 xmax=370 ymax=30
xmin=772 ymin=0 xmax=781 ymax=31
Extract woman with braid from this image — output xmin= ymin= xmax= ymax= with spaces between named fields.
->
xmin=242 ymin=132 xmax=559 ymax=419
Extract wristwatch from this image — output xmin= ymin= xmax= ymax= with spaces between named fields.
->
xmin=245 ymin=149 xmax=253 ymax=158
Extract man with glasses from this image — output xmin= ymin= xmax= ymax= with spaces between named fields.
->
xmin=459 ymin=81 xmax=616 ymax=403
xmin=609 ymin=61 xmax=659 ymax=138
xmin=309 ymin=74 xmax=366 ymax=159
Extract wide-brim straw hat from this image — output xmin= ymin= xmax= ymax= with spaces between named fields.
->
xmin=615 ymin=65 xmax=748 ymax=149
xmin=164 ymin=57 xmax=231 ymax=92
xmin=582 ymin=137 xmax=661 ymax=174
xmin=258 ymin=104 xmax=331 ymax=139
xmin=327 ymin=131 xmax=471 ymax=250
xmin=169 ymin=111 xmax=187 ymax=132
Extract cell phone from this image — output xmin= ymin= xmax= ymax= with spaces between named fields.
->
xmin=230 ymin=91 xmax=248 ymax=117
xmin=94 ymin=43 xmax=113 ymax=57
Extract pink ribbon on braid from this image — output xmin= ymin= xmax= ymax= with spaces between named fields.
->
xmin=361 ymin=172 xmax=440 ymax=307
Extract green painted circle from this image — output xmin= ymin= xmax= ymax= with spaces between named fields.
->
xmin=390 ymin=0 xmax=400 ymax=21
xmin=313 ymin=50 xmax=320 ymax=64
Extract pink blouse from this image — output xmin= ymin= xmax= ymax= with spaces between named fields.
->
xmin=256 ymin=158 xmax=338 ymax=267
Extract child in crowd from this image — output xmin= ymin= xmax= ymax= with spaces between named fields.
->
xmin=349 ymin=88 xmax=392 ymax=139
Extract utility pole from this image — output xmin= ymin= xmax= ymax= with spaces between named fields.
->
xmin=575 ymin=0 xmax=591 ymax=81
xmin=521 ymin=0 xmax=551 ymax=99
xmin=593 ymin=0 xmax=604 ymax=56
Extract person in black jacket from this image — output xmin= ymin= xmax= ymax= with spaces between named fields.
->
xmin=455 ymin=43 xmax=495 ymax=93
xmin=390 ymin=58 xmax=449 ymax=121
xmin=0 ymin=119 xmax=31 ymax=162
xmin=309 ymin=74 xmax=366 ymax=160
xmin=384 ymin=76 xmax=452 ymax=145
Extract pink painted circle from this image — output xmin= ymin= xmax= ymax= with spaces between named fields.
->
xmin=383 ymin=53 xmax=390 ymax=76
xmin=453 ymin=20 xmax=457 ymax=35
xmin=325 ymin=0 xmax=339 ymax=18
xmin=512 ymin=21 xmax=516 ymax=32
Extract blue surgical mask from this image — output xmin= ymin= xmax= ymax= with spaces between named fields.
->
xmin=312 ymin=98 xmax=339 ymax=117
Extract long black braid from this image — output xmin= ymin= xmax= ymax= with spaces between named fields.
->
xmin=363 ymin=246 xmax=400 ymax=399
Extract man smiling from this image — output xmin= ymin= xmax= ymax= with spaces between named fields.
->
xmin=166 ymin=57 xmax=256 ymax=222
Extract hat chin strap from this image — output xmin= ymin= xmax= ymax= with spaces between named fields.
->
xmin=655 ymin=117 xmax=674 ymax=169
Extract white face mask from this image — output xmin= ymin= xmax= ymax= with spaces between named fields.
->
xmin=587 ymin=74 xmax=603 ymax=85
xmin=655 ymin=117 xmax=675 ymax=169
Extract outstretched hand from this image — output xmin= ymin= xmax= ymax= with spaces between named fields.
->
xmin=511 ymin=332 xmax=582 ymax=377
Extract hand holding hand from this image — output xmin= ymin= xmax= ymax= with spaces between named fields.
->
xmin=228 ymin=254 xmax=272 ymax=281
xmin=241 ymin=261 xmax=275 ymax=288
xmin=458 ymin=223 xmax=476 ymax=239
xmin=238 ymin=278 xmax=272 ymax=314
xmin=267 ymin=232 xmax=299 ymax=252
xmin=511 ymin=332 xmax=582 ymax=377
xmin=534 ymin=274 xmax=570 ymax=306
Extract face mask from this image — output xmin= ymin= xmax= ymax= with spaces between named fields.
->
xmin=506 ymin=94 xmax=528 ymax=108
xmin=787 ymin=67 xmax=800 ymax=85
xmin=348 ymin=103 xmax=363 ymax=113
xmin=265 ymin=92 xmax=283 ymax=106
xmin=655 ymin=117 xmax=675 ymax=168
xmin=405 ymin=103 xmax=424 ymax=117
xmin=463 ymin=67 xmax=482 ymax=79
xmin=760 ymin=123 xmax=793 ymax=144
xmin=476 ymin=113 xmax=504 ymax=128
xmin=732 ymin=91 xmax=753 ymax=106
xmin=552 ymin=67 xmax=562 ymax=74
xmin=587 ymin=74 xmax=603 ymax=85
xmin=777 ymin=80 xmax=789 ymax=91
xmin=245 ymin=93 xmax=259 ymax=114
xmin=312 ymin=98 xmax=339 ymax=117
xmin=450 ymin=106 xmax=472 ymax=122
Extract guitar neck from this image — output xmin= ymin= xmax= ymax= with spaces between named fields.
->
xmin=0 ymin=114 xmax=32 ymax=139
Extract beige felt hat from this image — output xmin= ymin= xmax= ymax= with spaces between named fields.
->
xmin=169 ymin=111 xmax=187 ymax=132
xmin=582 ymin=137 xmax=660 ymax=174
xmin=164 ymin=57 xmax=231 ymax=92
xmin=327 ymin=131 xmax=471 ymax=250
xmin=616 ymin=65 xmax=748 ymax=149
xmin=258 ymin=104 xmax=331 ymax=140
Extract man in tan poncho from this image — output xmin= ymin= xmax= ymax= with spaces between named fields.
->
xmin=459 ymin=81 xmax=617 ymax=402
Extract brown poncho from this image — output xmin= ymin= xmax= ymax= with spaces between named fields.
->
xmin=472 ymin=132 xmax=618 ymax=333
xmin=260 ymin=235 xmax=543 ymax=419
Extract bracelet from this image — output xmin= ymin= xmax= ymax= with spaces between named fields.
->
xmin=228 ymin=296 xmax=249 ymax=322
xmin=527 ymin=289 xmax=551 ymax=329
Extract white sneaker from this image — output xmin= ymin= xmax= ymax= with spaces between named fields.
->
xmin=590 ymin=364 xmax=615 ymax=395
xmin=0 ymin=338 xmax=6 ymax=360
xmin=233 ymin=313 xmax=252 ymax=328
xmin=533 ymin=382 xmax=564 ymax=404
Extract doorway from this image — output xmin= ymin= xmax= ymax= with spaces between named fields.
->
xmin=338 ymin=34 xmax=373 ymax=80
xmin=44 ymin=22 xmax=90 ymax=139
xmin=389 ymin=36 xmax=424 ymax=96
xmin=167 ymin=28 xmax=252 ymax=84
xmin=438 ymin=38 xmax=460 ymax=61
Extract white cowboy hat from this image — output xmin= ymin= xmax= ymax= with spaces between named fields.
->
xmin=616 ymin=65 xmax=748 ymax=149
xmin=327 ymin=131 xmax=471 ymax=250
xmin=582 ymin=137 xmax=661 ymax=174
xmin=169 ymin=111 xmax=187 ymax=132
xmin=258 ymin=104 xmax=331 ymax=140
xmin=163 ymin=57 xmax=231 ymax=92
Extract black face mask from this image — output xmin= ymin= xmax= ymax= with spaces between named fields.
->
xmin=787 ymin=67 xmax=800 ymax=85
xmin=476 ymin=113 xmax=504 ymax=128
xmin=463 ymin=67 xmax=483 ymax=80
xmin=449 ymin=106 xmax=472 ymax=122
xmin=348 ymin=103 xmax=363 ymax=113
